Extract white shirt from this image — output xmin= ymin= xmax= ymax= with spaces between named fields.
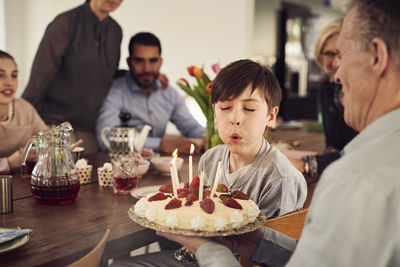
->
xmin=196 ymin=108 xmax=400 ymax=267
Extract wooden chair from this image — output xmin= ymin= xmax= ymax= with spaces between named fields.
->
xmin=264 ymin=208 xmax=308 ymax=240
xmin=67 ymin=229 xmax=111 ymax=267
xmin=240 ymin=208 xmax=309 ymax=267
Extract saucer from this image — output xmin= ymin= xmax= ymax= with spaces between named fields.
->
xmin=131 ymin=185 xmax=161 ymax=198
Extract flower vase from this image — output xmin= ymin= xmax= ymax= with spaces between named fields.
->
xmin=206 ymin=120 xmax=223 ymax=150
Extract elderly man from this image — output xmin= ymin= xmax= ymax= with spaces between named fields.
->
xmin=154 ymin=0 xmax=400 ymax=266
xmin=96 ymin=32 xmax=205 ymax=154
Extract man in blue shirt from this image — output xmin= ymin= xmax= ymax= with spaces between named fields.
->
xmin=96 ymin=32 xmax=205 ymax=154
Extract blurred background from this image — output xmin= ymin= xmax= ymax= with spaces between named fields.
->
xmin=0 ymin=0 xmax=347 ymax=126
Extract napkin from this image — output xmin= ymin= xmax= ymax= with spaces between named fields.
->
xmin=0 ymin=229 xmax=32 ymax=245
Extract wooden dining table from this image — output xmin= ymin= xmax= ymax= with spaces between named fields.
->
xmin=0 ymin=121 xmax=325 ymax=266
xmin=1 ymin=152 xmax=200 ymax=266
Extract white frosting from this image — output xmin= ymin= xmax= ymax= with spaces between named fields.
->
xmin=230 ymin=211 xmax=244 ymax=229
xmin=134 ymin=198 xmax=148 ymax=218
xmin=166 ymin=215 xmax=179 ymax=229
xmin=76 ymin=158 xmax=92 ymax=169
xmin=214 ymin=217 xmax=227 ymax=231
xmin=190 ymin=216 xmax=205 ymax=230
xmin=248 ymin=204 xmax=260 ymax=222
xmin=145 ymin=207 xmax=156 ymax=222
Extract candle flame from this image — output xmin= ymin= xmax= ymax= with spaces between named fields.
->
xmin=190 ymin=144 xmax=195 ymax=155
xmin=171 ymin=148 xmax=178 ymax=166
xmin=171 ymin=156 xmax=176 ymax=166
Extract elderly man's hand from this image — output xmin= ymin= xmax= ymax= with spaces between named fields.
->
xmin=215 ymin=227 xmax=265 ymax=258
xmin=159 ymin=135 xmax=203 ymax=154
xmin=159 ymin=227 xmax=264 ymax=258
xmin=157 ymin=231 xmax=209 ymax=254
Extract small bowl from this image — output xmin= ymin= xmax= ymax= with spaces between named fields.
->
xmin=150 ymin=156 xmax=184 ymax=176
xmin=138 ymin=160 xmax=150 ymax=178
xmin=72 ymin=147 xmax=85 ymax=163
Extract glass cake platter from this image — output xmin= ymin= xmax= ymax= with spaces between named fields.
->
xmin=128 ymin=206 xmax=267 ymax=237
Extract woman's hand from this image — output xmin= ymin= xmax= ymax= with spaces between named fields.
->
xmin=7 ymin=148 xmax=23 ymax=171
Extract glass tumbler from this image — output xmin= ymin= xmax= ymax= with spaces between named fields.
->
xmin=112 ymin=157 xmax=138 ymax=195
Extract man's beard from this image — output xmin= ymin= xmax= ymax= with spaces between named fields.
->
xmin=131 ymin=71 xmax=159 ymax=90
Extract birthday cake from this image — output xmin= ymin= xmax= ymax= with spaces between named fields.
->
xmin=130 ymin=177 xmax=264 ymax=234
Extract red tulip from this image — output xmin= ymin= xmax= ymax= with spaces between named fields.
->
xmin=206 ymin=82 xmax=213 ymax=95
xmin=187 ymin=66 xmax=196 ymax=76
xmin=193 ymin=67 xmax=204 ymax=79
xmin=177 ymin=78 xmax=189 ymax=87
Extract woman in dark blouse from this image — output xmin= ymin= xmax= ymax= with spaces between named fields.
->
xmin=22 ymin=0 xmax=123 ymax=153
xmin=289 ymin=18 xmax=358 ymax=178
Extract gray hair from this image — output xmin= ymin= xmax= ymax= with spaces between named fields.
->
xmin=350 ymin=0 xmax=400 ymax=66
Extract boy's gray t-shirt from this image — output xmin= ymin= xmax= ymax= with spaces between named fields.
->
xmin=198 ymin=138 xmax=307 ymax=218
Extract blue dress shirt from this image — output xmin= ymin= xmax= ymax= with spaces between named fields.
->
xmin=96 ymin=72 xmax=205 ymax=151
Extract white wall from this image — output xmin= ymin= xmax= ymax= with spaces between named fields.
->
xmin=4 ymin=0 xmax=254 ymax=98
xmin=0 ymin=0 xmax=5 ymax=50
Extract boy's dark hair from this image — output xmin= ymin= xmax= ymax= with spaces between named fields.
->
xmin=0 ymin=50 xmax=15 ymax=61
xmin=211 ymin=59 xmax=282 ymax=111
xmin=128 ymin=32 xmax=162 ymax=57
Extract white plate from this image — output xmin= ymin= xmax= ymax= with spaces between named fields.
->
xmin=0 ymin=228 xmax=30 ymax=255
xmin=130 ymin=185 xmax=161 ymax=199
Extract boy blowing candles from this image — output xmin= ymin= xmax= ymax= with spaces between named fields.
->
xmin=198 ymin=59 xmax=307 ymax=218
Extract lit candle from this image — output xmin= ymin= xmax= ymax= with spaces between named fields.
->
xmin=199 ymin=170 xmax=205 ymax=201
xmin=189 ymin=144 xmax=194 ymax=184
xmin=210 ymin=161 xmax=222 ymax=198
xmin=169 ymin=163 xmax=178 ymax=195
xmin=170 ymin=161 xmax=178 ymax=197
xmin=172 ymin=149 xmax=180 ymax=196
xmin=170 ymin=149 xmax=179 ymax=197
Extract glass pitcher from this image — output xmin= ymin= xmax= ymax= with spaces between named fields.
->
xmin=29 ymin=122 xmax=80 ymax=204
xmin=21 ymin=135 xmax=40 ymax=179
